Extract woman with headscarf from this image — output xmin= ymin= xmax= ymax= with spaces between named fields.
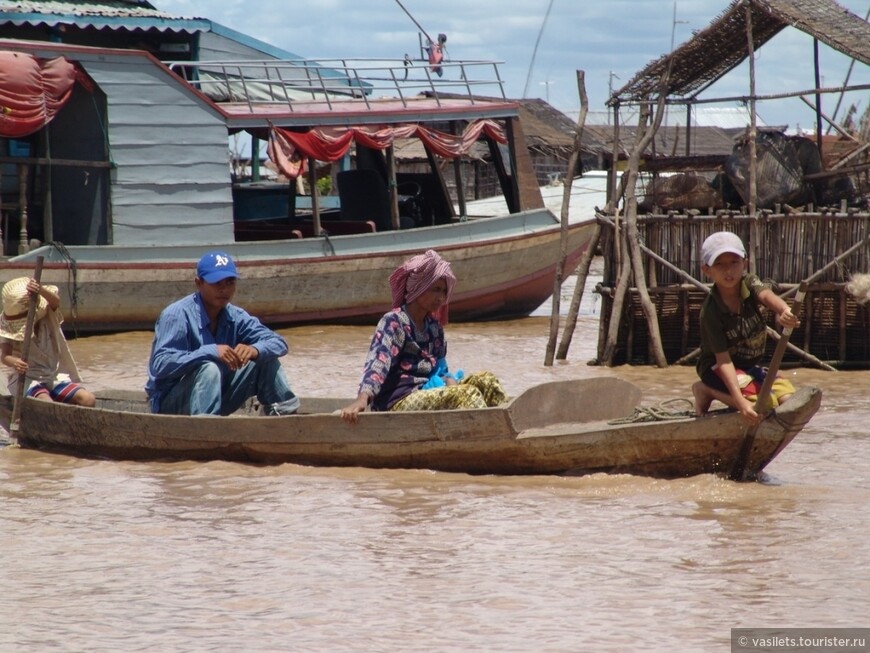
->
xmin=340 ymin=249 xmax=506 ymax=423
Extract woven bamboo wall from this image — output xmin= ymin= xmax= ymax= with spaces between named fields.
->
xmin=597 ymin=211 xmax=870 ymax=367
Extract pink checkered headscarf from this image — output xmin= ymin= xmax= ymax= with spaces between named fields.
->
xmin=389 ymin=249 xmax=456 ymax=323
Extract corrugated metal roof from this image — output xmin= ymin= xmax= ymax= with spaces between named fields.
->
xmin=0 ymin=1 xmax=171 ymax=18
xmin=612 ymin=0 xmax=870 ymax=103
xmin=0 ymin=1 xmax=208 ymax=31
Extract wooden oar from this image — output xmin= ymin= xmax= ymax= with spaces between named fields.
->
xmin=8 ymin=255 xmax=45 ymax=442
xmin=730 ymin=282 xmax=808 ymax=481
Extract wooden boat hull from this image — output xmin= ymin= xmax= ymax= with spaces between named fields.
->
xmin=0 ymin=380 xmax=822 ymax=480
xmin=1 ymin=211 xmax=594 ymax=332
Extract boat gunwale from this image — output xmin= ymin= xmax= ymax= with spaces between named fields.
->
xmin=0 ymin=385 xmax=822 ymax=480
xmin=3 ymin=209 xmax=579 ymax=267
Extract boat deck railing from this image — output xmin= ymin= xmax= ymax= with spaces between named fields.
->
xmin=164 ymin=57 xmax=507 ymax=112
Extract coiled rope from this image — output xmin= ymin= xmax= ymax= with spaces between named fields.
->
xmin=45 ymin=241 xmax=80 ymax=337
xmin=608 ymin=397 xmax=696 ymax=424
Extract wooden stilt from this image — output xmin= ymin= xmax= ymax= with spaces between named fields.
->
xmin=546 ymin=70 xmax=588 ymax=366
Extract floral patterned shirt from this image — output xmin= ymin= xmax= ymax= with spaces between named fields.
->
xmin=358 ymin=307 xmax=447 ymax=411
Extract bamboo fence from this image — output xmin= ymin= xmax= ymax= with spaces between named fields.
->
xmin=596 ymin=209 xmax=870 ymax=368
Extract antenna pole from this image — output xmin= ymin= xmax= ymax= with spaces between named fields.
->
xmin=394 ymin=0 xmax=434 ymax=44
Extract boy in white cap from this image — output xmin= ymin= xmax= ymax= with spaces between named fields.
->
xmin=0 ymin=277 xmax=96 ymax=407
xmin=145 ymin=251 xmax=299 ymax=416
xmin=693 ymin=231 xmax=800 ymax=423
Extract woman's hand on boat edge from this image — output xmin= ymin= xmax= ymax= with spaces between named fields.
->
xmin=340 ymin=395 xmax=369 ymax=424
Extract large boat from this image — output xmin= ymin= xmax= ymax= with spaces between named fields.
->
xmin=0 ymin=378 xmax=822 ymax=480
xmin=0 ymin=36 xmax=594 ymax=331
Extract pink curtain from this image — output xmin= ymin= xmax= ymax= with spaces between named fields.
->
xmin=0 ymin=52 xmax=85 ymax=138
xmin=267 ymin=119 xmax=507 ymax=179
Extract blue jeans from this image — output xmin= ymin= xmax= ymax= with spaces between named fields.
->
xmin=158 ymin=359 xmax=299 ymax=416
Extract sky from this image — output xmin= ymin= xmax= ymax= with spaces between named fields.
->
xmin=154 ymin=0 xmax=869 ymax=130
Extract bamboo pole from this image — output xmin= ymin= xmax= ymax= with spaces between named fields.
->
xmin=799 ymin=95 xmax=861 ymax=143
xmin=813 ymin=39 xmax=823 ymax=155
xmin=9 ymin=256 xmax=45 ymax=441
xmin=779 ymin=231 xmax=870 ymax=299
xmin=601 ymin=72 xmax=669 ymax=367
xmin=556 ymin=225 xmax=600 ymax=360
xmin=545 ymin=70 xmax=588 ymax=366
xmin=625 ymin=99 xmax=669 ymax=367
xmin=828 ymin=6 xmax=870 ymax=129
xmin=731 ymin=284 xmax=808 ymax=481
xmin=745 ymin=1 xmax=759 ymax=275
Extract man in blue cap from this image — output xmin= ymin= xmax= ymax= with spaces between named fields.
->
xmin=145 ymin=251 xmax=299 ymax=416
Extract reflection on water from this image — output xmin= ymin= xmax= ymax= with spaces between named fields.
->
xmin=1 ymin=272 xmax=869 ymax=652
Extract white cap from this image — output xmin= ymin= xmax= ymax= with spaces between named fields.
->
xmin=701 ymin=231 xmax=746 ymax=266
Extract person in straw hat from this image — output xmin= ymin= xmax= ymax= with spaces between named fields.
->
xmin=340 ymin=249 xmax=506 ymax=423
xmin=0 ymin=277 xmax=96 ymax=407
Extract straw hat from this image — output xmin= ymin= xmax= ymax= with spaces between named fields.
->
xmin=0 ymin=277 xmax=55 ymax=341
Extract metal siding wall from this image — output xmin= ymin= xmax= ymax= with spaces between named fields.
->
xmin=199 ymin=32 xmax=274 ymax=61
xmin=84 ymin=58 xmax=234 ymax=246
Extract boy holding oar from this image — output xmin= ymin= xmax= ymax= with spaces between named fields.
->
xmin=692 ymin=232 xmax=800 ymax=424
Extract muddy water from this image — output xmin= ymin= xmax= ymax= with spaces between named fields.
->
xmin=1 ymin=279 xmax=868 ymax=652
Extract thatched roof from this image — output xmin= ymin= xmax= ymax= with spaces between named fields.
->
xmin=514 ymin=97 xmax=607 ymax=154
xmin=612 ymin=0 xmax=870 ymax=103
xmin=584 ymin=123 xmax=739 ymax=164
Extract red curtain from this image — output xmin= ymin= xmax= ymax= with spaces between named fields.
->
xmin=0 ymin=51 xmax=84 ymax=139
xmin=267 ymin=119 xmax=506 ymax=179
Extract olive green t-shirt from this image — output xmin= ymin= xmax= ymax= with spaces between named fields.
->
xmin=696 ymin=273 xmax=771 ymax=378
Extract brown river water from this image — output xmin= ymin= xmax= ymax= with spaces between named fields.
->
xmin=1 ymin=274 xmax=869 ymax=652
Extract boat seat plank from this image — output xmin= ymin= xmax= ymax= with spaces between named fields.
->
xmin=507 ymin=378 xmax=643 ymax=432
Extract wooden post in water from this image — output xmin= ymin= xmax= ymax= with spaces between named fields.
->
xmin=546 ymin=70 xmax=587 ymax=366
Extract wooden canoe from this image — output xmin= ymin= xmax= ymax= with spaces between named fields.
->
xmin=0 ymin=378 xmax=822 ymax=479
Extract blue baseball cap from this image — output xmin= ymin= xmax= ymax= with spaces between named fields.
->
xmin=196 ymin=251 xmax=239 ymax=283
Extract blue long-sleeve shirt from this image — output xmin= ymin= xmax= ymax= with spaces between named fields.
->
xmin=145 ymin=292 xmax=288 ymax=412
